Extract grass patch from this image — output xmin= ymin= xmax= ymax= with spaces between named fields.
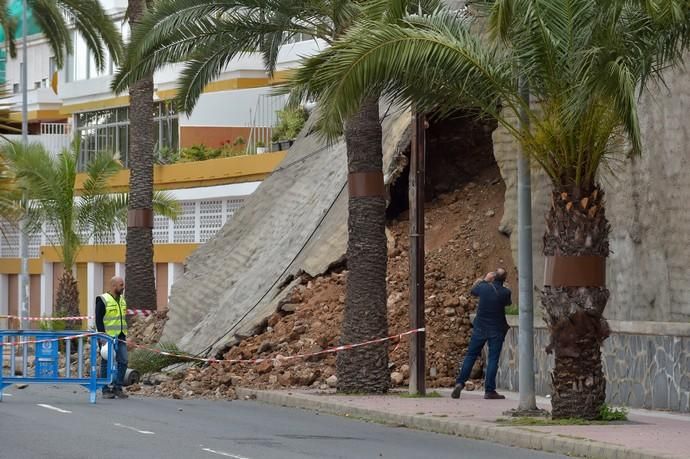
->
xmin=599 ymin=404 xmax=628 ymax=421
xmin=399 ymin=391 xmax=443 ymax=398
xmin=496 ymin=405 xmax=629 ymax=427
xmin=497 ymin=417 xmax=607 ymax=426
xmin=505 ymin=304 xmax=519 ymax=315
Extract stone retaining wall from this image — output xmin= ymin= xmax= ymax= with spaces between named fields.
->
xmin=496 ymin=316 xmax=690 ymax=412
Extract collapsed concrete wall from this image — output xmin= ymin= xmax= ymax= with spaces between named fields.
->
xmin=494 ymin=63 xmax=690 ymax=322
xmin=163 ymin=107 xmax=411 ymax=355
xmin=167 ymin=57 xmax=690 ymax=357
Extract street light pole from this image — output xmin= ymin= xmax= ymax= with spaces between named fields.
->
xmin=18 ymin=0 xmax=30 ymax=330
xmin=408 ymin=112 xmax=426 ymax=395
xmin=516 ymin=78 xmax=537 ymax=411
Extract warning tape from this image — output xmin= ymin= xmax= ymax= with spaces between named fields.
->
xmin=0 ymin=332 xmax=102 ymax=348
xmin=1 ymin=327 xmax=425 ymax=366
xmin=123 ymin=328 xmax=425 ymax=365
xmin=0 ymin=309 xmax=159 ymax=322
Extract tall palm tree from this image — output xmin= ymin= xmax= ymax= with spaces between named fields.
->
xmin=112 ymin=0 xmax=439 ymax=393
xmin=124 ymin=0 xmax=158 ymax=313
xmin=286 ymin=0 xmax=690 ymax=418
xmin=0 ymin=0 xmax=122 ymax=72
xmin=1 ymin=141 xmax=179 ymax=325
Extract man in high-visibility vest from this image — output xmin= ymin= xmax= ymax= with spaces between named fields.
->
xmin=96 ymin=276 xmax=129 ymax=399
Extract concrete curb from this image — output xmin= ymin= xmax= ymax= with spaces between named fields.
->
xmin=236 ymin=388 xmax=677 ymax=459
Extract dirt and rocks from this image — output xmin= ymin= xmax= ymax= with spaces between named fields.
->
xmin=128 ymin=310 xmax=168 ymax=346
xmin=128 ymin=164 xmax=515 ymax=399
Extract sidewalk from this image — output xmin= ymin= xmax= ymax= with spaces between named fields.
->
xmin=236 ymin=387 xmax=690 ymax=459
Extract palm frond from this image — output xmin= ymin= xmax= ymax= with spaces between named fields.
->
xmin=0 ymin=2 xmax=18 ymax=58
xmin=56 ymin=0 xmax=125 ymax=69
xmin=114 ymin=0 xmax=340 ymax=110
xmin=289 ymin=0 xmax=690 ymax=189
xmin=128 ymin=342 xmax=192 ymax=375
xmin=28 ymin=0 xmax=72 ymax=68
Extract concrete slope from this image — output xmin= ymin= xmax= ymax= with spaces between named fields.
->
xmin=163 ymin=106 xmax=411 ymax=356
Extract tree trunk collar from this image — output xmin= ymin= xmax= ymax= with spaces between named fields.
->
xmin=544 ymin=255 xmax=606 ymax=287
xmin=127 ymin=208 xmax=154 ymax=229
xmin=347 ymin=171 xmax=385 ymax=198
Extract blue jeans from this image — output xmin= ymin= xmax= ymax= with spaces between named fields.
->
xmin=456 ymin=327 xmax=505 ymax=393
xmin=100 ymin=339 xmax=128 ymax=392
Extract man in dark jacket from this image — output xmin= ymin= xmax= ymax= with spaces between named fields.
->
xmin=452 ymin=268 xmax=511 ymax=400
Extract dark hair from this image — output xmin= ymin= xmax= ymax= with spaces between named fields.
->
xmin=495 ymin=268 xmax=507 ymax=282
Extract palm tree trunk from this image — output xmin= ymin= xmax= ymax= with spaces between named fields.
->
xmin=55 ymin=269 xmax=81 ymax=330
xmin=125 ymin=0 xmax=157 ymax=311
xmin=542 ymin=186 xmax=610 ymax=419
xmin=336 ymin=97 xmax=390 ymax=393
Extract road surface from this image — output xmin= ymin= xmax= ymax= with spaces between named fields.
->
xmin=0 ymin=385 xmax=566 ymax=459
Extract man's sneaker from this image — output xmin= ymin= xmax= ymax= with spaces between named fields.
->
xmin=451 ymin=383 xmax=464 ymax=399
xmin=484 ymin=391 xmax=506 ymax=400
xmin=103 ymin=390 xmax=115 ymax=399
xmin=113 ymin=389 xmax=129 ymax=399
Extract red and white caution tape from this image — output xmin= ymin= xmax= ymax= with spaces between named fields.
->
xmin=124 ymin=328 xmax=426 ymax=365
xmin=0 ymin=332 xmax=101 ymax=348
xmin=0 ymin=327 xmax=425 ymax=367
xmin=0 ymin=309 xmax=160 ymax=322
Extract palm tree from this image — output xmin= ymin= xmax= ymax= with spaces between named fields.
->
xmin=0 ymin=147 xmax=20 ymax=234
xmin=123 ymin=0 xmax=158 ymax=313
xmin=112 ymin=0 xmax=439 ymax=393
xmin=1 ymin=141 xmax=179 ymax=326
xmin=286 ymin=0 xmax=690 ymax=418
xmin=0 ymin=0 xmax=122 ymax=72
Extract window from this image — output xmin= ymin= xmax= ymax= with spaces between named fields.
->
xmin=34 ymin=81 xmax=41 ymax=89
xmin=76 ymin=102 xmax=179 ymax=170
xmin=12 ymin=83 xmax=19 ymax=94
xmin=282 ymin=32 xmax=314 ymax=44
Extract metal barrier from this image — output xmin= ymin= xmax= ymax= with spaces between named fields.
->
xmin=0 ymin=331 xmax=116 ymax=404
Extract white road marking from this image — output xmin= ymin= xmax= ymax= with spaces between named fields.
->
xmin=37 ymin=404 xmax=72 ymax=414
xmin=201 ymin=447 xmax=250 ymax=459
xmin=2 ymin=393 xmax=12 ymax=396
xmin=113 ymin=422 xmax=155 ymax=435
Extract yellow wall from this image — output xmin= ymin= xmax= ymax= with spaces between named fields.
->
xmin=73 ymin=152 xmax=286 ymax=193
xmin=59 ymin=72 xmax=292 ymax=115
xmin=0 ymin=243 xmax=199 ymax=274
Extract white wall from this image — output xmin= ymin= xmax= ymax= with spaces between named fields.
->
xmin=180 ymin=87 xmax=281 ymax=128
xmin=5 ymin=39 xmax=54 ymax=91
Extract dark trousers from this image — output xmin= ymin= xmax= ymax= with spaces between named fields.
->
xmin=100 ymin=339 xmax=128 ymax=392
xmin=456 ymin=327 xmax=505 ymax=393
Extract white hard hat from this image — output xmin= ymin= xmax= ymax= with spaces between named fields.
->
xmin=100 ymin=344 xmax=110 ymax=360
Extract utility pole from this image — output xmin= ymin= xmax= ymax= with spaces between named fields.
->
xmin=408 ymin=112 xmax=426 ymax=395
xmin=18 ymin=0 xmax=30 ymax=330
xmin=516 ymin=79 xmax=537 ymax=412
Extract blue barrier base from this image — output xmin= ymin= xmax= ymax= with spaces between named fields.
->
xmin=0 ymin=331 xmax=116 ymax=404
xmin=0 ymin=378 xmax=112 ymax=403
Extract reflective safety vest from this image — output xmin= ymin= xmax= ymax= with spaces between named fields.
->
xmin=101 ymin=293 xmax=127 ymax=337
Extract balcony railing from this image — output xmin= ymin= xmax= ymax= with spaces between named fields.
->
xmin=0 ymin=196 xmax=246 ymax=259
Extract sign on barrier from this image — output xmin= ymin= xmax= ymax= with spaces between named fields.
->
xmin=35 ymin=339 xmax=59 ymax=378
xmin=0 ymin=331 xmax=116 ymax=404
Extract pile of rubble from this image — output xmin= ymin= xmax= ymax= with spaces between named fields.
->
xmin=128 ymin=310 xmax=168 ymax=346
xmin=128 ymin=165 xmax=515 ymax=399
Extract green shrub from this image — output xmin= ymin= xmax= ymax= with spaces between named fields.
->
xmin=598 ymin=404 xmax=628 ymax=421
xmin=128 ymin=342 xmax=190 ymax=375
xmin=272 ymin=106 xmax=308 ymax=141
xmin=180 ymin=144 xmax=223 ymax=162
xmin=156 ymin=146 xmax=180 ymax=165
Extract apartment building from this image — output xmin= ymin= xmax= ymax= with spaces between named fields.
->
xmin=0 ymin=0 xmax=322 ymax=326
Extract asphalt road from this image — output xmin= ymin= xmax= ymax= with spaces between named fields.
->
xmin=0 ymin=385 xmax=566 ymax=459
